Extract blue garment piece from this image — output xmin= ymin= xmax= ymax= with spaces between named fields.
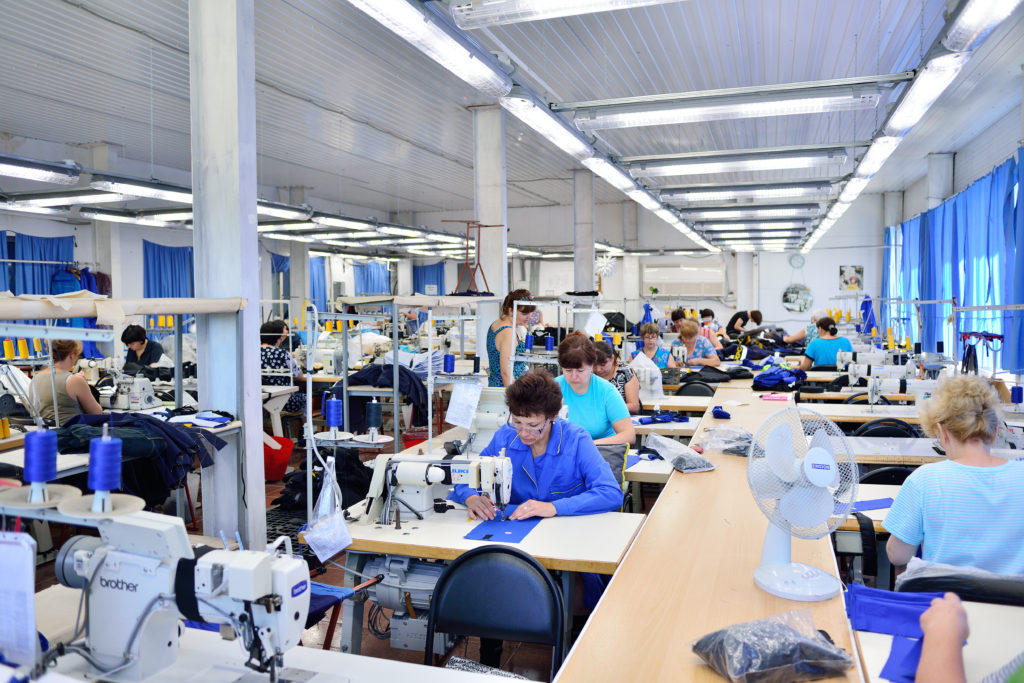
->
xmin=879 ymin=636 xmax=922 ymax=683
xmin=555 ymin=374 xmax=630 ymax=440
xmin=860 ymin=296 xmax=877 ymax=336
xmin=464 ymin=516 xmax=542 ymax=543
xmin=741 ymin=357 xmax=776 ymax=370
xmin=844 ymin=583 xmax=943 ymax=638
xmin=449 ymin=418 xmax=623 ymax=516
xmin=711 ymin=406 xmax=731 ymax=419
xmin=751 ymin=366 xmax=807 ymax=391
xmin=641 ymin=302 xmax=653 ymax=324
xmin=852 ymin=497 xmax=893 ymax=512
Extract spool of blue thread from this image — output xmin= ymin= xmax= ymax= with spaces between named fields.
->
xmin=88 ymin=436 xmax=122 ymax=493
xmin=636 ymin=340 xmax=644 ymax=352
xmin=1012 ymin=386 xmax=1023 ymax=405
xmin=24 ymin=430 xmax=57 ymax=483
xmin=443 ymin=353 xmax=455 ymax=373
xmin=545 ymin=336 xmax=554 ymax=351
xmin=324 ymin=398 xmax=344 ymax=428
xmin=365 ymin=401 xmax=383 ymax=430
xmin=632 ymin=325 xmax=638 ymax=336
xmin=524 ymin=335 xmax=534 ymax=350
xmin=473 ymin=356 xmax=480 ymax=373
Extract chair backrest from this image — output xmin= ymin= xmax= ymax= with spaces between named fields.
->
xmin=859 ymin=466 xmax=913 ymax=486
xmin=595 ymin=443 xmax=628 ymax=493
xmin=844 ymin=392 xmax=891 ymax=405
xmin=812 ymin=364 xmax=838 ymax=372
xmin=675 ymin=381 xmax=715 ymax=397
xmin=852 ymin=418 xmax=920 ymax=438
xmin=898 ymin=574 xmax=1024 ymax=607
xmin=425 ymin=545 xmax=564 ymax=678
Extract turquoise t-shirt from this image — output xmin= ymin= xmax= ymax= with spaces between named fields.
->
xmin=803 ymin=336 xmax=853 ymax=366
xmin=883 ymin=459 xmax=1024 ymax=575
xmin=555 ymin=374 xmax=630 ymax=440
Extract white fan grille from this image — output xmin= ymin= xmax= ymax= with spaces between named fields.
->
xmin=747 ymin=407 xmax=858 ymax=540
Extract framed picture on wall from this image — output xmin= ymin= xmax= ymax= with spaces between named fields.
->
xmin=840 ymin=265 xmax=863 ymax=291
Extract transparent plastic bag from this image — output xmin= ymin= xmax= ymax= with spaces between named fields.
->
xmin=630 ymin=351 xmax=664 ymax=403
xmin=644 ymin=433 xmax=715 ymax=473
xmin=303 ymin=455 xmax=353 ymax=562
xmin=693 ymin=427 xmax=753 ymax=456
xmin=692 ymin=610 xmax=853 ymax=683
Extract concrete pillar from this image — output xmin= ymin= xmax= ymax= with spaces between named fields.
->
xmin=926 ymin=153 xmax=953 ymax=209
xmin=288 ymin=241 xmax=308 ymax=325
xmin=472 ymin=106 xmax=507 ymax=353
xmin=623 ymin=201 xmax=639 ymax=250
xmin=396 ymin=259 xmax=413 ymax=295
xmin=88 ymin=144 xmax=123 ymax=358
xmin=883 ymin=191 xmax=904 ymax=228
xmin=573 ymin=169 xmax=595 ymax=328
xmin=622 ymin=254 xmax=641 ymax=321
xmin=735 ymin=252 xmax=754 ymax=311
xmin=189 ymin=0 xmax=265 ymax=547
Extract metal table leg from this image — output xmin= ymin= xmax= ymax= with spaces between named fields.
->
xmin=559 ymin=570 xmax=574 ymax=656
xmin=338 ymin=552 xmax=369 ymax=654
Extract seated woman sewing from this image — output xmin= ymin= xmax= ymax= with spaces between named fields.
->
xmin=29 ymin=339 xmax=103 ymax=424
xmin=884 ymin=375 xmax=1024 ymax=575
xmin=260 ymin=319 xmax=306 ymax=414
xmin=121 ymin=324 xmax=164 ymax=367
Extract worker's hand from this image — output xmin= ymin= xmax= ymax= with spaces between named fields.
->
xmin=464 ymin=494 xmax=495 ymax=521
xmin=920 ymin=593 xmax=969 ymax=645
xmin=508 ymin=500 xmax=556 ymax=520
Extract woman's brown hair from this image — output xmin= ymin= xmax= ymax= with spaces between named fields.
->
xmin=501 ymin=289 xmax=536 ymax=316
xmin=505 ymin=369 xmax=563 ymax=418
xmin=50 ymin=339 xmax=82 ymax=362
xmin=558 ymin=331 xmax=597 ymax=369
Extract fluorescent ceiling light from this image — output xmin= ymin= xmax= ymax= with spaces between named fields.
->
xmin=660 ymin=182 xmax=832 ymax=203
xmin=0 ymin=153 xmax=79 ymax=184
xmin=256 ymin=222 xmax=318 ymax=233
xmin=450 ymin=0 xmax=683 ymax=28
xmin=653 ymin=208 xmax=680 ymax=225
xmin=856 ymin=137 xmax=902 ymax=177
xmin=942 ymin=0 xmax=1024 ymax=51
xmin=0 ymin=203 xmax=68 ymax=216
xmin=711 ymin=231 xmax=805 ymax=240
xmin=626 ymin=188 xmax=662 ymax=211
xmin=142 ymin=209 xmax=194 ymax=222
xmin=540 ymin=253 xmax=571 ymax=259
xmin=838 ymin=177 xmax=870 ymax=203
xmin=262 ymin=233 xmax=315 ymax=243
xmin=517 ymin=249 xmax=542 ymax=256
xmin=320 ymin=240 xmax=366 ymax=248
xmin=312 ymin=215 xmax=373 ymax=230
xmin=572 ymin=84 xmax=881 ymax=131
xmin=257 ymin=201 xmax=310 ymax=220
xmin=885 ymin=52 xmax=968 ymax=135
xmin=697 ymin=220 xmax=812 ymax=231
xmin=379 ymin=226 xmax=426 ymax=238
xmin=827 ymin=202 xmax=851 ymax=221
xmin=501 ymin=86 xmax=593 ymax=161
xmin=630 ymin=148 xmax=847 ymax=178
xmin=90 ymin=176 xmax=192 ymax=203
xmin=679 ymin=204 xmax=820 ymax=220
xmin=80 ymin=208 xmax=179 ymax=228
xmin=8 ymin=189 xmax=126 ymax=207
xmin=595 ymin=242 xmax=625 ymax=253
xmin=581 ymin=156 xmax=636 ymax=192
xmin=407 ymin=248 xmax=439 ymax=256
xmin=428 ymin=233 xmax=467 ymax=244
xmin=347 ymin=0 xmax=512 ymax=98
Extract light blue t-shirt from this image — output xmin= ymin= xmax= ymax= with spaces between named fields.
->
xmin=555 ymin=374 xmax=630 ymax=440
xmin=883 ymin=458 xmax=1024 ymax=575
xmin=803 ymin=336 xmax=853 ymax=367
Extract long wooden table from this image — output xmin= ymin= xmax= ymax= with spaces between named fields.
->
xmin=810 ymin=403 xmax=922 ymax=424
xmin=557 ymin=385 xmax=861 ymax=681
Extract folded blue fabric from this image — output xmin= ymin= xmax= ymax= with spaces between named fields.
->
xmin=845 ymin=583 xmax=944 ymax=638
xmin=711 ymin=406 xmax=731 ymax=419
xmin=638 ymin=416 xmax=655 ymax=425
xmin=879 ymin=635 xmax=921 ymax=683
xmin=852 ymin=497 xmax=894 ymax=512
xmin=741 ymin=357 xmax=775 ymax=370
xmin=464 ymin=512 xmax=542 ymax=543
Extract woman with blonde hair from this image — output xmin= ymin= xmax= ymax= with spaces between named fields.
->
xmin=29 ymin=339 xmax=103 ymax=424
xmin=672 ymin=319 xmax=721 ymax=367
xmin=884 ymin=376 xmax=1024 ymax=574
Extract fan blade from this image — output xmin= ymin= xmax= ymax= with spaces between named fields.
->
xmin=779 ymin=485 xmax=834 ymax=529
xmin=808 ymin=428 xmax=834 ymax=457
xmin=749 ymin=459 xmax=792 ymax=500
xmin=765 ymin=423 xmax=798 ymax=482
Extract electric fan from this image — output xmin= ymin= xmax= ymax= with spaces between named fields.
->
xmin=747 ymin=407 xmax=858 ymax=601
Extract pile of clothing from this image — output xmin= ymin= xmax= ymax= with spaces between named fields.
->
xmin=751 ymin=366 xmax=808 ymax=392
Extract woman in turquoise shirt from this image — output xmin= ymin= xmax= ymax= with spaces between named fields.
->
xmin=556 ymin=333 xmax=635 ymax=445
xmin=798 ymin=316 xmax=853 ymax=369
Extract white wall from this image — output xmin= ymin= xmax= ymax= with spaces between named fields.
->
xmin=953 ymin=108 xmax=1021 ymax=193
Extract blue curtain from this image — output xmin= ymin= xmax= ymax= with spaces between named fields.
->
xmin=413 ymin=262 xmax=445 ymax=295
xmin=271 ymin=253 xmax=290 ymax=273
xmin=309 ymin=256 xmax=327 ymax=313
xmin=353 ymin=261 xmax=390 ymax=295
xmin=1005 ymin=156 xmax=1024 ymax=373
xmin=13 ymin=232 xmax=74 ymax=295
xmin=879 ymin=227 xmax=895 ymax=334
xmin=143 ymin=240 xmax=194 ymax=298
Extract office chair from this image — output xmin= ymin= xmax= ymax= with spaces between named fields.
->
xmin=899 ymin=573 xmax=1024 ymax=607
xmin=844 ymin=392 xmax=892 ymax=405
xmin=595 ymin=443 xmax=630 ymax=511
xmin=424 ymin=545 xmax=564 ymax=680
xmin=852 ymin=418 xmax=921 ymax=438
xmin=675 ymin=381 xmax=715 ymax=397
xmin=859 ymin=466 xmax=913 ymax=486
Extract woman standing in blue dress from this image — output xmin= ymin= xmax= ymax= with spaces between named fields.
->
xmin=486 ymin=289 xmax=536 ymax=388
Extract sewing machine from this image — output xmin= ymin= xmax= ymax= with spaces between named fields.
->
xmin=74 ymin=358 xmax=101 ymax=385
xmin=846 ymin=361 xmax=918 ymax=384
xmin=5 ymin=507 xmax=308 ymax=683
xmin=462 ymin=387 xmax=509 ymax=454
xmin=866 ymin=375 xmax=940 ymax=405
xmin=104 ymin=373 xmax=161 ymax=411
xmin=836 ymin=350 xmax=890 ymax=369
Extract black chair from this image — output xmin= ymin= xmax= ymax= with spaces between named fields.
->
xmin=675 ymin=381 xmax=715 ymax=397
xmin=898 ymin=573 xmax=1024 ymax=607
xmin=859 ymin=466 xmax=913 ymax=486
xmin=595 ymin=443 xmax=630 ymax=511
xmin=844 ymin=392 xmax=892 ymax=405
xmin=424 ymin=545 xmax=564 ymax=679
xmin=852 ymin=418 xmax=920 ymax=438
xmin=812 ymin=364 xmax=838 ymax=372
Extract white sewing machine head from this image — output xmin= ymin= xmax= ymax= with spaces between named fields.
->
xmin=836 ymin=349 xmax=889 ymax=370
xmin=52 ymin=512 xmax=308 ymax=682
xmin=867 ymin=376 xmax=940 ymax=405
xmin=847 ymin=361 xmax=917 ymax=384
xmin=466 ymin=387 xmax=509 ymax=454
xmin=355 ymin=452 xmax=513 ymax=526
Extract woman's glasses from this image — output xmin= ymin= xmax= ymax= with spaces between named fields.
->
xmin=507 ymin=416 xmax=549 ymax=436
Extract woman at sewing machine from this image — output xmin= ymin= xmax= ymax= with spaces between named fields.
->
xmin=558 ymin=333 xmax=635 ymax=445
xmin=631 ymin=322 xmax=677 ymax=369
xmin=121 ymin=324 xmax=164 ymax=367
xmin=260 ymin=319 xmax=306 ymax=414
xmin=798 ymin=316 xmax=853 ymax=370
xmin=672 ymin=319 xmax=722 ymax=367
xmin=28 ymin=339 xmax=103 ymax=424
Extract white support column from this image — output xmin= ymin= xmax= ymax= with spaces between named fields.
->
xmin=189 ymin=0 xmax=265 ymax=547
xmin=622 ymin=254 xmax=640 ymax=321
xmin=289 ymin=241 xmax=308 ymax=327
xmin=88 ymin=144 xmax=123 ymax=358
xmin=472 ymin=105 xmax=507 ymax=352
xmin=735 ymin=252 xmax=754 ymax=312
xmin=884 ymin=191 xmax=904 ymax=228
xmin=926 ymin=153 xmax=953 ymax=209
xmin=396 ymin=259 xmax=413 ymax=296
xmin=623 ymin=201 xmax=639 ymax=250
xmin=573 ymin=169 xmax=595 ymax=329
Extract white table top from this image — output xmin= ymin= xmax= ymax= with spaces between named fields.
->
xmin=639 ymin=394 xmax=712 ymax=411
xmin=631 ymin=419 xmax=697 ymax=437
xmin=262 ymin=384 xmax=298 ymax=399
xmin=812 ymin=402 xmax=922 ymax=424
xmin=858 ymin=600 xmax=1024 ymax=682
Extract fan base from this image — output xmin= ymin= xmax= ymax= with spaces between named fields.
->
xmin=754 ymin=562 xmax=841 ymax=602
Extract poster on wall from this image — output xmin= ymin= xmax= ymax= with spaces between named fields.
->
xmin=840 ymin=265 xmax=864 ymax=291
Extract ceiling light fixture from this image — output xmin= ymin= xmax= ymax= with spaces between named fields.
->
xmin=257 ymin=200 xmax=311 ymax=220
xmin=501 ymin=86 xmax=593 ymax=160
xmin=595 ymin=242 xmax=625 ymax=254
xmin=0 ymin=203 xmax=69 ymax=216
xmin=262 ymin=233 xmax=315 ymax=243
xmin=629 ymin=148 xmax=848 ymax=178
xmin=312 ymin=215 xmax=374 ymax=230
xmin=80 ymin=208 xmax=181 ymax=228
xmin=379 ymin=226 xmax=426 ymax=238
xmin=450 ymin=0 xmax=684 ymax=28
xmin=0 ymin=153 xmax=80 ymax=185
xmin=256 ymin=222 xmax=318 ymax=233
xmin=679 ymin=204 xmax=821 ymax=220
xmin=140 ymin=209 xmax=194 ymax=222
xmin=696 ymin=220 xmax=812 ymax=231
xmin=941 ymin=0 xmax=1024 ymax=52
xmin=884 ymin=52 xmax=969 ymax=135
xmin=346 ymin=0 xmax=513 ymax=98
xmin=581 ymin=155 xmax=636 ymax=192
xmin=838 ymin=177 xmax=871 ymax=203
xmin=90 ymin=176 xmax=192 ymax=203
xmin=855 ymin=137 xmax=902 ymax=177
xmin=8 ymin=189 xmax=127 ymax=207
xmin=626 ymin=188 xmax=662 ymax=211
xmin=660 ymin=182 xmax=833 ymax=203
xmin=427 ymin=233 xmax=467 ymax=244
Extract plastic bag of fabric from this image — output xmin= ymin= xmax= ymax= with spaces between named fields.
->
xmin=630 ymin=350 xmax=664 ymax=403
xmin=693 ymin=427 xmax=753 ymax=456
xmin=645 ymin=433 xmax=715 ymax=473
xmin=692 ymin=610 xmax=853 ymax=683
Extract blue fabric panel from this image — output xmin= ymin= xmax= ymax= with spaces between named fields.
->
xmin=353 ymin=261 xmax=390 ymax=295
xmin=851 ymin=498 xmax=893 ymax=512
xmin=880 ymin=227 xmax=895 ymax=333
xmin=13 ymin=232 xmax=73 ymax=295
xmin=464 ymin=515 xmax=542 ymax=543
xmin=844 ymin=583 xmax=943 ymax=638
xmin=1006 ymin=152 xmax=1024 ymax=372
xmin=143 ymin=240 xmax=194 ymax=298
xmin=271 ymin=252 xmax=290 ymax=274
xmin=309 ymin=256 xmax=327 ymax=313
xmin=413 ymin=261 xmax=445 ymax=294
xmin=879 ymin=636 xmax=921 ymax=683
xmin=0 ymin=233 xmax=9 ymax=292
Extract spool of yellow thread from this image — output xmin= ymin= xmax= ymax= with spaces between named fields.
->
xmin=325 ymin=320 xmax=334 ymax=332
xmin=33 ymin=338 xmax=41 ymax=353
xmin=845 ymin=310 xmax=851 ymax=322
xmin=871 ymin=327 xmax=878 ymax=337
xmin=905 ymin=336 xmax=911 ymax=349
xmin=17 ymin=339 xmax=28 ymax=359
xmin=613 ymin=333 xmax=622 ymax=346
xmin=595 ymin=333 xmax=603 ymax=342
xmin=3 ymin=340 xmax=14 ymax=359
xmin=0 ymin=418 xmax=9 ymax=439
xmin=157 ymin=315 xmax=166 ymax=328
